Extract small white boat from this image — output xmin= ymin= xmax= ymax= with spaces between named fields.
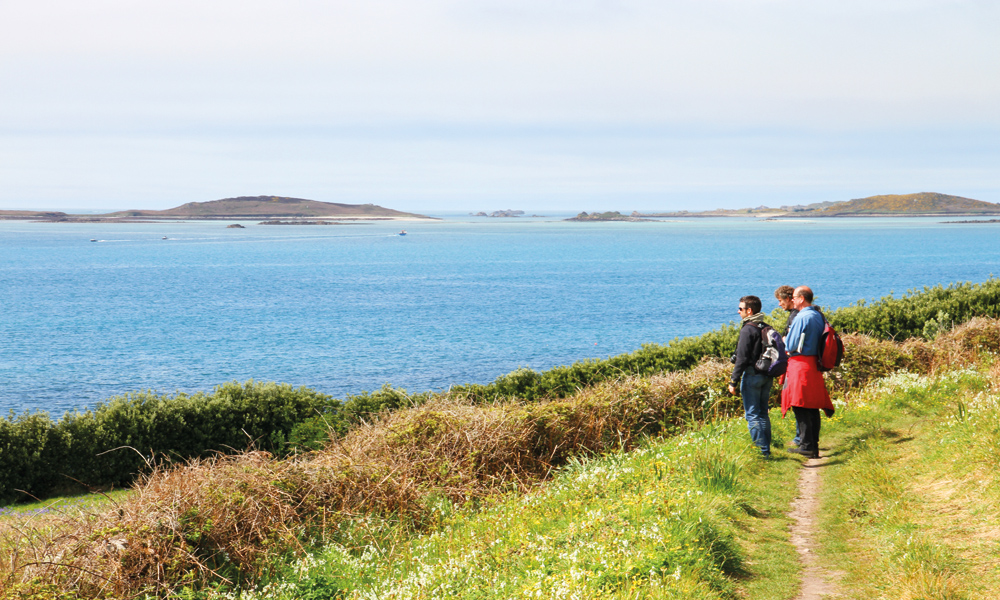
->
xmin=162 ymin=236 xmax=168 ymax=240
xmin=398 ymin=230 xmax=407 ymax=236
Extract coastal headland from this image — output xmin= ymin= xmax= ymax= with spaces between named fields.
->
xmin=0 ymin=195 xmax=437 ymax=222
xmin=633 ymin=192 xmax=1000 ymax=218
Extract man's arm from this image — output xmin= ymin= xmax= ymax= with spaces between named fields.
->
xmin=730 ymin=325 xmax=756 ymax=388
xmin=785 ymin=311 xmax=807 ymax=355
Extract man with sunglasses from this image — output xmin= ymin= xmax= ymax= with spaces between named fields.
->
xmin=728 ymin=295 xmax=773 ymax=457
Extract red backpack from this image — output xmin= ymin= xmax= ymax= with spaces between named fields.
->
xmin=817 ymin=321 xmax=844 ymax=372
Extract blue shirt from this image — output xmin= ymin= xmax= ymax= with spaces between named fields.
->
xmin=785 ymin=305 xmax=824 ymax=356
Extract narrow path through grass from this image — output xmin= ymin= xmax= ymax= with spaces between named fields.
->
xmin=787 ymin=455 xmax=842 ymax=600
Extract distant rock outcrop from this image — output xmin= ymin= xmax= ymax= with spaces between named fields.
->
xmin=565 ymin=211 xmax=649 ymax=222
xmin=471 ymin=209 xmax=525 ymax=217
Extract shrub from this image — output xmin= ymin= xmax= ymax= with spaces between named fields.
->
xmin=829 ymin=278 xmax=1000 ymax=340
xmin=0 ymin=381 xmax=333 ymax=503
xmin=929 ymin=317 xmax=1000 ymax=369
xmin=451 ymin=324 xmax=741 ymax=403
xmin=831 ymin=334 xmax=927 ymax=393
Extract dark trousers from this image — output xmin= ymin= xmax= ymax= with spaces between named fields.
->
xmin=792 ymin=406 xmax=821 ymax=453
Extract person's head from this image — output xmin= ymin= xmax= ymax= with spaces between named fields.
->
xmin=792 ymin=286 xmax=814 ymax=309
xmin=738 ymin=295 xmax=762 ymax=317
xmin=774 ymin=285 xmax=795 ymax=311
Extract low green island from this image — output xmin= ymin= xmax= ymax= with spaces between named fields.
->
xmin=0 ymin=195 xmax=436 ymax=222
xmin=565 ymin=210 xmax=650 ymax=222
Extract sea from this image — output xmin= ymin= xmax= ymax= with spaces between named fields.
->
xmin=2 ymin=215 xmax=999 ymax=416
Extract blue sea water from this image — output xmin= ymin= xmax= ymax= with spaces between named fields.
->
xmin=2 ymin=215 xmax=999 ymax=415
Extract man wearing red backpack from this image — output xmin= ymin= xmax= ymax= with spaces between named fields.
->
xmin=782 ymin=286 xmax=836 ymax=459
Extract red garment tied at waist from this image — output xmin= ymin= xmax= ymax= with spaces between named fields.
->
xmin=781 ymin=355 xmax=834 ymax=417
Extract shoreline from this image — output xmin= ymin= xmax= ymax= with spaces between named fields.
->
xmin=3 ymin=215 xmax=438 ymax=223
xmin=637 ymin=211 xmax=1000 ymax=219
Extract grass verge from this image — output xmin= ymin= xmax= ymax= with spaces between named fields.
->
xmin=816 ymin=362 xmax=1000 ymax=599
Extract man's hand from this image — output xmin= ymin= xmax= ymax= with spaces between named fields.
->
xmin=728 ymin=384 xmax=737 ymax=396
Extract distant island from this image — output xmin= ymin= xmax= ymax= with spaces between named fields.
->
xmin=258 ymin=220 xmax=366 ymax=226
xmin=634 ymin=193 xmax=1000 ymax=219
xmin=565 ymin=211 xmax=650 ymax=222
xmin=942 ymin=219 xmax=1000 ymax=224
xmin=0 ymin=196 xmax=436 ymax=222
xmin=470 ymin=209 xmax=525 ymax=218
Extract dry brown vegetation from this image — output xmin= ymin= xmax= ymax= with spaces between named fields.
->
xmin=5 ymin=319 xmax=1000 ymax=599
xmin=1 ymin=360 xmax=736 ymax=598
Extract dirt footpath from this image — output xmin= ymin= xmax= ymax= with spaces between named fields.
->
xmin=789 ymin=455 xmax=843 ymax=600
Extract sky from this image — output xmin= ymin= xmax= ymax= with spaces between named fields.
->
xmin=2 ymin=0 xmax=998 ymax=213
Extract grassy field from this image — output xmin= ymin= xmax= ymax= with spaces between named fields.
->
xmin=816 ymin=363 xmax=1000 ymax=599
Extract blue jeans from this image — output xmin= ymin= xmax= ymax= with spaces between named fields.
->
xmin=741 ymin=371 xmax=773 ymax=455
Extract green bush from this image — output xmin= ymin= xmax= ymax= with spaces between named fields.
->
xmin=452 ymin=323 xmax=742 ymax=403
xmin=0 ymin=381 xmax=333 ymax=503
xmin=339 ymin=384 xmax=429 ymax=427
xmin=829 ymin=278 xmax=1000 ymax=340
xmin=831 ymin=334 xmax=925 ymax=393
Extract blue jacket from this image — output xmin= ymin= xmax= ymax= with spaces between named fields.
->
xmin=785 ymin=306 xmax=824 ymax=356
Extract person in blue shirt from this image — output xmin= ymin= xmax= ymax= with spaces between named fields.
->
xmin=775 ymin=285 xmax=801 ymax=446
xmin=782 ymin=286 xmax=835 ymax=458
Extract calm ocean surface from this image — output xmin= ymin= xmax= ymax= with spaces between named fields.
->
xmin=2 ymin=215 xmax=999 ymax=415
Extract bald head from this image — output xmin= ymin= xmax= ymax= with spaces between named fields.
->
xmin=794 ymin=286 xmax=813 ymax=306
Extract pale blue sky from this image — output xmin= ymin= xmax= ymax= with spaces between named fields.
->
xmin=2 ymin=1 xmax=998 ymax=212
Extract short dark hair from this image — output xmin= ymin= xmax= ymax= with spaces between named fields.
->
xmin=739 ymin=295 xmax=762 ymax=314
xmin=774 ymin=285 xmax=794 ymax=301
xmin=794 ymin=286 xmax=814 ymax=303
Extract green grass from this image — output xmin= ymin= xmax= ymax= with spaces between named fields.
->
xmin=0 ymin=489 xmax=132 ymax=521
xmin=211 ymin=415 xmax=804 ymax=600
xmin=816 ymin=366 xmax=1000 ymax=599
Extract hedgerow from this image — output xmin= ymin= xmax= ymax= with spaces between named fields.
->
xmin=4 ymin=278 xmax=1000 ymax=504
xmin=0 ymin=381 xmax=333 ymax=503
xmin=828 ymin=277 xmax=1000 ymax=340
